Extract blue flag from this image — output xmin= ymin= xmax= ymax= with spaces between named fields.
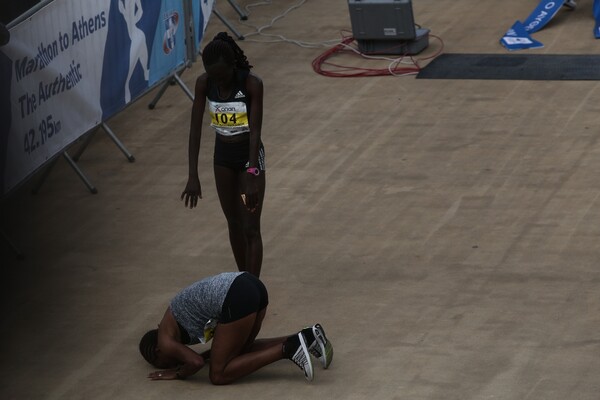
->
xmin=522 ymin=0 xmax=565 ymax=34
xmin=501 ymin=0 xmax=566 ymax=51
xmin=500 ymin=20 xmax=544 ymax=51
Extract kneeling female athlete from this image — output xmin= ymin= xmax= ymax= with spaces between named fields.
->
xmin=139 ymin=272 xmax=334 ymax=384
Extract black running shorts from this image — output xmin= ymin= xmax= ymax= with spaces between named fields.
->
xmin=220 ymin=273 xmax=269 ymax=323
xmin=214 ymin=134 xmax=266 ymax=171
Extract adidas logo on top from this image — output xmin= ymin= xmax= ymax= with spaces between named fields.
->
xmin=234 ymin=90 xmax=245 ymax=99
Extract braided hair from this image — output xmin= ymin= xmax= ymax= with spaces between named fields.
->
xmin=202 ymin=32 xmax=252 ymax=70
xmin=139 ymin=329 xmax=159 ymax=366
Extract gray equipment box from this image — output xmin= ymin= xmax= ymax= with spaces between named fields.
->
xmin=348 ymin=0 xmax=429 ymax=55
xmin=349 ymin=0 xmax=416 ymax=40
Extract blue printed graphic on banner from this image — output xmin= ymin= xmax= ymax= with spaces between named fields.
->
xmin=522 ymin=0 xmax=565 ymax=33
xmin=100 ymin=0 xmax=161 ymax=120
xmin=148 ymin=0 xmax=186 ymax=87
xmin=163 ymin=11 xmax=179 ymax=54
xmin=501 ymin=21 xmax=544 ymax=51
xmin=594 ymin=0 xmax=600 ymax=38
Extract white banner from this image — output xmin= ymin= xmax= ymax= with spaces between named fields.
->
xmin=0 ymin=0 xmax=213 ymax=197
xmin=2 ymin=2 xmax=112 ymax=195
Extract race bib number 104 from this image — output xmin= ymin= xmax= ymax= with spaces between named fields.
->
xmin=209 ymin=101 xmax=249 ymax=128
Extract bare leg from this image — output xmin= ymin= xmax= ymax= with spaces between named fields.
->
xmin=241 ymin=172 xmax=265 ymax=277
xmin=208 ymin=309 xmax=286 ymax=384
xmin=243 ymin=337 xmax=287 ymax=353
xmin=214 ymin=165 xmax=246 ymax=270
xmin=214 ymin=165 xmax=265 ymax=277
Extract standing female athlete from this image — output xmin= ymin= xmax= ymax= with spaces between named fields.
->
xmin=181 ymin=32 xmax=266 ymax=277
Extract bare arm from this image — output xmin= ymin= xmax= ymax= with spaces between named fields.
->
xmin=246 ymin=73 xmax=264 ymax=169
xmin=181 ymin=74 xmax=208 ymax=208
xmin=148 ymin=308 xmax=206 ymax=380
xmin=243 ymin=73 xmax=264 ymax=212
xmin=157 ymin=338 xmax=205 ymax=379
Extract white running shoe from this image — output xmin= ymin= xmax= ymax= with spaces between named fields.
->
xmin=302 ymin=323 xmax=334 ymax=369
xmin=284 ymin=332 xmax=314 ymax=381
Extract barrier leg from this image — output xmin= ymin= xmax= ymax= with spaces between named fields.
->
xmin=71 ymin=130 xmax=98 ymax=162
xmin=227 ymin=0 xmax=248 ymax=20
xmin=31 ymin=151 xmax=97 ymax=194
xmin=172 ymin=73 xmax=195 ymax=101
xmin=31 ymin=156 xmax=60 ymax=195
xmin=148 ymin=77 xmax=175 ymax=110
xmin=101 ymin=123 xmax=135 ymax=162
xmin=32 ymin=125 xmax=130 ymax=195
xmin=213 ymin=9 xmax=244 ymax=40
xmin=63 ymin=151 xmax=98 ymax=194
xmin=148 ymin=67 xmax=194 ymax=109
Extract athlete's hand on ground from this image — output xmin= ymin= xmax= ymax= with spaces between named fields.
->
xmin=181 ymin=176 xmax=202 ymax=208
xmin=148 ymin=369 xmax=178 ymax=380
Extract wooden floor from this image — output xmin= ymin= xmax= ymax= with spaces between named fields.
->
xmin=2 ymin=1 xmax=600 ymax=399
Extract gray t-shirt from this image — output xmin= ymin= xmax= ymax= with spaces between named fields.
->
xmin=170 ymin=272 xmax=244 ymax=344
